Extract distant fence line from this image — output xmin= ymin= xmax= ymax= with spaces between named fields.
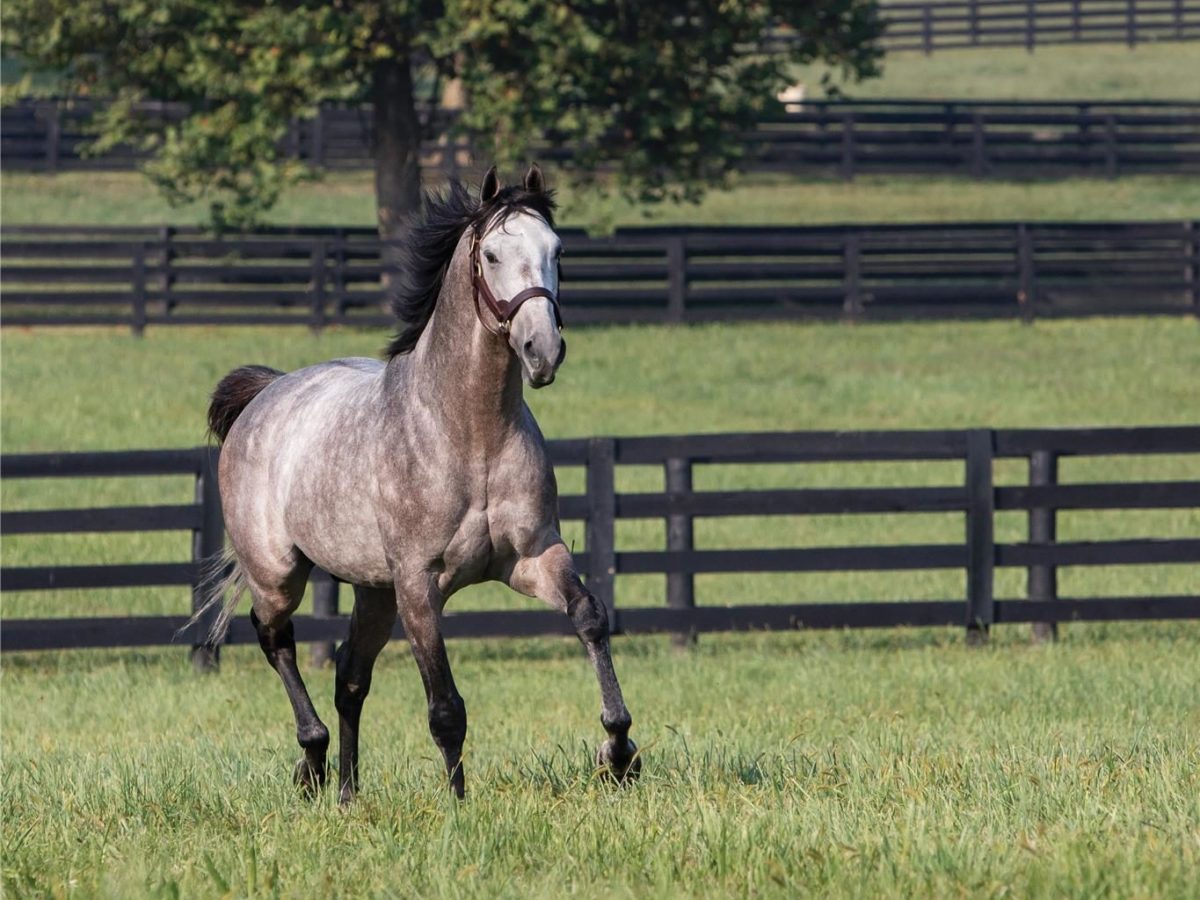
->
xmin=2 ymin=427 xmax=1198 ymax=665
xmin=863 ymin=0 xmax=1200 ymax=52
xmin=2 ymin=221 xmax=1197 ymax=331
xmin=4 ymin=99 xmax=1199 ymax=179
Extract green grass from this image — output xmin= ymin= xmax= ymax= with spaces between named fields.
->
xmin=4 ymin=171 xmax=1200 ymax=231
xmin=2 ymin=319 xmax=1197 ymax=621
xmin=3 ymin=627 xmax=1199 ymax=898
xmin=803 ymin=42 xmax=1200 ymax=101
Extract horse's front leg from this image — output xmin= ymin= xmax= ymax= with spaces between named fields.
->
xmin=510 ymin=542 xmax=640 ymax=782
xmin=395 ymin=571 xmax=468 ymax=798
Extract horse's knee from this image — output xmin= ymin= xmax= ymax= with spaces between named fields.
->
xmin=428 ymin=693 xmax=467 ymax=751
xmin=567 ymin=591 xmax=609 ymax=645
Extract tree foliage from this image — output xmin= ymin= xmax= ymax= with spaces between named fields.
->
xmin=4 ymin=1 xmax=882 ymax=230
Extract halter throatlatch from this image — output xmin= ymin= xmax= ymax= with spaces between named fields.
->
xmin=470 ymin=226 xmax=563 ymax=337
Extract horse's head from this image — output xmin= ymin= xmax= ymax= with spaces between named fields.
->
xmin=472 ymin=165 xmax=565 ymax=389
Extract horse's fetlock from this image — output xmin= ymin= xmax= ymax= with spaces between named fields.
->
xmin=602 ymin=711 xmax=632 ymax=737
xmin=428 ymin=694 xmax=467 ymax=746
xmin=297 ymin=722 xmax=330 ymax=752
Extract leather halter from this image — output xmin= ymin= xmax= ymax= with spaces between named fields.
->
xmin=470 ymin=225 xmax=563 ymax=337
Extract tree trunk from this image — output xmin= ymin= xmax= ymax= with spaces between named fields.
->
xmin=373 ymin=54 xmax=423 ymax=307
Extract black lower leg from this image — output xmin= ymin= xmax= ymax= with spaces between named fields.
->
xmin=252 ymin=610 xmax=330 ymax=791
xmin=429 ymin=692 xmax=467 ymax=799
xmin=334 ymin=644 xmax=375 ymax=803
xmin=567 ymin=589 xmax=639 ymax=780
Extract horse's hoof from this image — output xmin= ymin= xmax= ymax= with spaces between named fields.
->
xmin=293 ymin=757 xmax=328 ymax=795
xmin=595 ymin=737 xmax=641 ymax=784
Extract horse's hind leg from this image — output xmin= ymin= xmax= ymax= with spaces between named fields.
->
xmin=334 ymin=585 xmax=396 ymax=804
xmin=246 ymin=566 xmax=331 ymax=793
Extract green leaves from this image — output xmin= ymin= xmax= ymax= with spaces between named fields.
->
xmin=4 ymin=0 xmax=882 ymax=227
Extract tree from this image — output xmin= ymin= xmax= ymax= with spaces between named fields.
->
xmin=3 ymin=2 xmax=883 ymax=236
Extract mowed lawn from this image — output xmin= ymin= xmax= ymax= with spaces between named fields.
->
xmin=2 ymin=319 xmax=1199 ymax=897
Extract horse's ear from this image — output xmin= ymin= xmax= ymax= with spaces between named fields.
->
xmin=523 ymin=162 xmax=545 ymax=194
xmin=480 ymin=165 xmax=500 ymax=203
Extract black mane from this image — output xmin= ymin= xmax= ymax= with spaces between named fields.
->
xmin=384 ymin=179 xmax=557 ymax=359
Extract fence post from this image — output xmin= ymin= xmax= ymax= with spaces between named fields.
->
xmin=1175 ymin=0 xmax=1185 ymax=39
xmin=1017 ymin=223 xmax=1036 ymax=321
xmin=922 ymin=6 xmax=934 ymax=54
xmin=1186 ymin=220 xmax=1199 ymax=316
xmin=332 ymin=229 xmax=348 ymax=324
xmin=44 ymin=103 xmax=61 ymax=174
xmin=192 ymin=447 xmax=224 ymax=672
xmin=1072 ymin=0 xmax=1083 ymax=41
xmin=159 ymin=226 xmax=175 ymax=317
xmin=287 ymin=117 xmax=302 ymax=161
xmin=666 ymin=236 xmax=687 ymax=323
xmin=843 ymin=232 xmax=863 ymax=320
xmin=971 ymin=112 xmax=987 ymax=178
xmin=1126 ymin=0 xmax=1137 ymax=48
xmin=665 ymin=457 xmax=695 ymax=648
xmin=969 ymin=0 xmax=980 ymax=45
xmin=586 ymin=437 xmax=618 ymax=633
xmin=311 ymin=106 xmax=326 ymax=169
xmin=309 ymin=569 xmax=339 ymax=667
xmin=132 ymin=243 xmax=148 ymax=337
xmin=839 ymin=112 xmax=856 ymax=180
xmin=1025 ymin=0 xmax=1036 ymax=52
xmin=1104 ymin=114 xmax=1118 ymax=179
xmin=965 ymin=429 xmax=995 ymax=646
xmin=1028 ymin=450 xmax=1059 ymax=643
xmin=310 ymin=240 xmax=327 ymax=332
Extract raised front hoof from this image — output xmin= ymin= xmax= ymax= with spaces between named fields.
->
xmin=293 ymin=757 xmax=329 ymax=796
xmin=595 ymin=737 xmax=641 ymax=785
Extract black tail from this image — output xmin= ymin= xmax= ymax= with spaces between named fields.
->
xmin=207 ymin=365 xmax=285 ymax=444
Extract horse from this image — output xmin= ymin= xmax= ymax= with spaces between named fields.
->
xmin=196 ymin=165 xmax=640 ymax=803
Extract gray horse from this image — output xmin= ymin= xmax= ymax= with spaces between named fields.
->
xmin=198 ymin=165 xmax=639 ymax=802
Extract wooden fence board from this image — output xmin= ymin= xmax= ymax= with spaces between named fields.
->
xmin=1 ymin=427 xmax=1196 ymax=657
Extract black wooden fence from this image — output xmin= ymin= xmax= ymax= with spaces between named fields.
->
xmin=2 ymin=221 xmax=1197 ymax=330
xmin=5 ymin=98 xmax=1199 ymax=178
xmin=2 ymin=427 xmax=1198 ymax=664
xmin=796 ymin=0 xmax=1200 ymax=53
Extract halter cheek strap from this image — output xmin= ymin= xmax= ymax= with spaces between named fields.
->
xmin=471 ymin=228 xmax=563 ymax=337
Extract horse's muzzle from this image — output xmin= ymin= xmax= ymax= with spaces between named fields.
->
xmin=520 ymin=335 xmax=566 ymax=389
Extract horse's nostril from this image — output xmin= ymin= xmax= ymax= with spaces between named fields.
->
xmin=523 ymin=339 xmax=534 ymax=353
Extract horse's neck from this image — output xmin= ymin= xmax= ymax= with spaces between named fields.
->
xmin=391 ymin=238 xmax=524 ymax=442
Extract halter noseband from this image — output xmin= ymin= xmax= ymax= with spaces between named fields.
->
xmin=470 ymin=225 xmax=563 ymax=338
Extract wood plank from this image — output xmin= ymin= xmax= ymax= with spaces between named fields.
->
xmin=1 ymin=504 xmax=202 ymax=534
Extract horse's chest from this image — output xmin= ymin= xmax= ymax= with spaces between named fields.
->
xmin=438 ymin=507 xmax=495 ymax=590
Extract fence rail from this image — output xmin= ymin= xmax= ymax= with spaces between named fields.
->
xmin=5 ymin=99 xmax=1199 ymax=179
xmin=2 ymin=221 xmax=1197 ymax=330
xmin=773 ymin=0 xmax=1200 ymax=53
xmin=2 ymin=427 xmax=1198 ymax=663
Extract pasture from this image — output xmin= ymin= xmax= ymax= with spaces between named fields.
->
xmin=3 ymin=32 xmax=1200 ymax=899
xmin=3 ymin=319 xmax=1199 ymax=897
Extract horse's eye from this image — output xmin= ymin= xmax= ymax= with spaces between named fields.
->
xmin=484 ymin=250 xmax=499 ymax=265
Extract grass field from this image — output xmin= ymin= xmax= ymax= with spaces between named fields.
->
xmin=3 ymin=38 xmax=1200 ymax=898
xmin=5 ymin=171 xmax=1200 ymax=231
xmin=2 ymin=319 xmax=1199 ymax=897
xmin=801 ymin=43 xmax=1200 ymax=101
